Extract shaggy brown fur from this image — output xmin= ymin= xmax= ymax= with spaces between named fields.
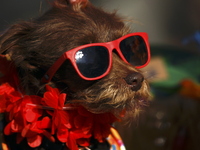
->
xmin=0 ymin=0 xmax=150 ymax=149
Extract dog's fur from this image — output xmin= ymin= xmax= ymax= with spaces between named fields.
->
xmin=0 ymin=0 xmax=150 ymax=149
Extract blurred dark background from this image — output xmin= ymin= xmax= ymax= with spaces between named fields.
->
xmin=1 ymin=0 xmax=200 ymax=150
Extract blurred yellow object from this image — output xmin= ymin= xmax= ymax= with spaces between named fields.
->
xmin=107 ymin=127 xmax=126 ymax=150
xmin=1 ymin=142 xmax=9 ymax=150
xmin=179 ymin=79 xmax=200 ymax=100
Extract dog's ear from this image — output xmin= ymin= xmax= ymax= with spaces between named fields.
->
xmin=0 ymin=22 xmax=39 ymax=72
xmin=53 ymin=0 xmax=89 ymax=8
xmin=0 ymin=22 xmax=32 ymax=56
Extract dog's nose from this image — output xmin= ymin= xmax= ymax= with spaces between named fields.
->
xmin=124 ymin=72 xmax=144 ymax=91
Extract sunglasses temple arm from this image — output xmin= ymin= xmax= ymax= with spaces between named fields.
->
xmin=41 ymin=55 xmax=66 ymax=83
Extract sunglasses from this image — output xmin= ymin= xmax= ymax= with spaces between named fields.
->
xmin=42 ymin=32 xmax=151 ymax=82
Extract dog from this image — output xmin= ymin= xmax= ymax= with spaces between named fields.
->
xmin=0 ymin=0 xmax=151 ymax=149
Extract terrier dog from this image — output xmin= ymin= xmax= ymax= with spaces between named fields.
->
xmin=0 ymin=0 xmax=151 ymax=149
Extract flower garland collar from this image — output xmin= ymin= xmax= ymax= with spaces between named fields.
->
xmin=0 ymin=55 xmax=120 ymax=150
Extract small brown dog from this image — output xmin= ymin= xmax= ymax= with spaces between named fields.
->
xmin=0 ymin=0 xmax=151 ymax=149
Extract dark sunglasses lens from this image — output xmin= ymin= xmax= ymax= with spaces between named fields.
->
xmin=120 ymin=35 xmax=148 ymax=67
xmin=75 ymin=46 xmax=109 ymax=78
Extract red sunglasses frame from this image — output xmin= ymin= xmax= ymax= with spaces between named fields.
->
xmin=41 ymin=32 xmax=151 ymax=83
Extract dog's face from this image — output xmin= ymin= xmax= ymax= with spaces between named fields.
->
xmin=0 ymin=0 xmax=150 ymax=118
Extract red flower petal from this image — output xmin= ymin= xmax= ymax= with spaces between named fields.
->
xmin=45 ymin=85 xmax=60 ymax=96
xmin=22 ymin=124 xmax=41 ymax=138
xmin=0 ymin=83 xmax=14 ymax=94
xmin=57 ymin=128 xmax=69 ymax=143
xmin=74 ymin=115 xmax=85 ymax=128
xmin=25 ymin=108 xmax=37 ymax=122
xmin=37 ymin=117 xmax=51 ymax=129
xmin=27 ymin=135 xmax=42 ymax=148
xmin=74 ymin=116 xmax=92 ymax=135
xmin=42 ymin=130 xmax=55 ymax=142
xmin=43 ymin=85 xmax=67 ymax=109
xmin=78 ymin=106 xmax=93 ymax=117
xmin=6 ymin=103 xmax=14 ymax=113
xmin=66 ymin=132 xmax=79 ymax=150
xmin=97 ymin=114 xmax=109 ymax=124
xmin=43 ymin=91 xmax=58 ymax=108
xmin=16 ymin=134 xmax=24 ymax=144
xmin=58 ymin=93 xmax=66 ymax=108
xmin=0 ymin=94 xmax=7 ymax=113
xmin=93 ymin=124 xmax=111 ymax=143
xmin=4 ymin=121 xmax=12 ymax=135
xmin=21 ymin=124 xmax=31 ymax=137
xmin=11 ymin=119 xmax=22 ymax=132
xmin=70 ymin=129 xmax=91 ymax=139
xmin=81 ymin=123 xmax=92 ymax=135
xmin=77 ymin=138 xmax=90 ymax=147
xmin=24 ymin=104 xmax=42 ymax=123
xmin=56 ymin=111 xmax=71 ymax=128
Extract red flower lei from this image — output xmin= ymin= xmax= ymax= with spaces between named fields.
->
xmin=0 ymin=55 xmax=119 ymax=150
